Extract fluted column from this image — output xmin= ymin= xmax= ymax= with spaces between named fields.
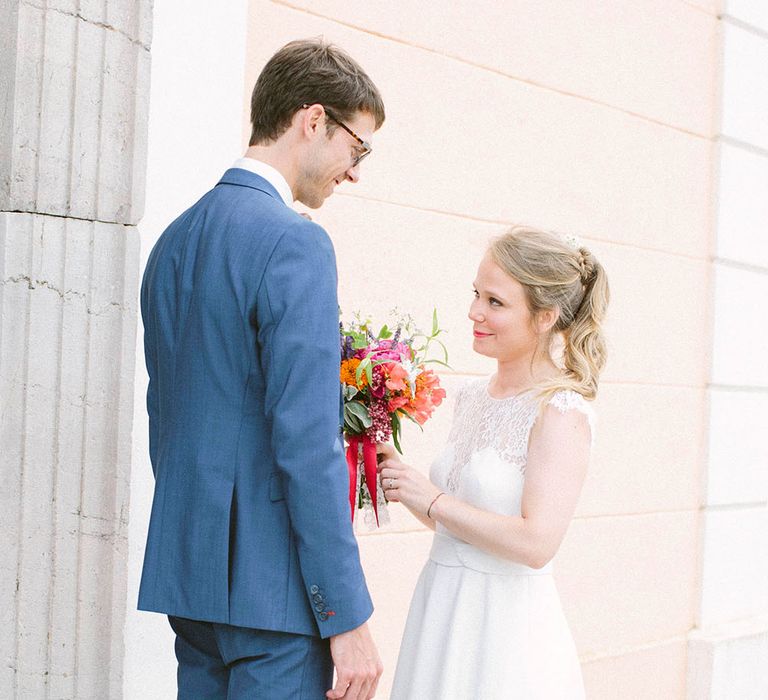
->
xmin=0 ymin=1 xmax=150 ymax=698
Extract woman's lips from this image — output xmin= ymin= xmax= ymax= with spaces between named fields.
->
xmin=473 ymin=330 xmax=492 ymax=338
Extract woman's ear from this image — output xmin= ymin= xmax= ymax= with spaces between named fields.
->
xmin=536 ymin=307 xmax=560 ymax=335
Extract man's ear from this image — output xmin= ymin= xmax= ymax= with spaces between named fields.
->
xmin=298 ymin=103 xmax=325 ymax=139
xmin=536 ymin=306 xmax=559 ymax=335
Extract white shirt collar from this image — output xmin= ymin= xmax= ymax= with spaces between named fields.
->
xmin=231 ymin=157 xmax=294 ymax=206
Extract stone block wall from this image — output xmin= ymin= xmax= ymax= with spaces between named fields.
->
xmin=687 ymin=2 xmax=768 ymax=697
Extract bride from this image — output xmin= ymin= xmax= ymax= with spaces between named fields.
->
xmin=378 ymin=226 xmax=609 ymax=699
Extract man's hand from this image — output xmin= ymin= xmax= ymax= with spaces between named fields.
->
xmin=327 ymin=622 xmax=382 ymax=700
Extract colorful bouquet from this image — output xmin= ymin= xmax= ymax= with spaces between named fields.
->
xmin=340 ymin=311 xmax=448 ymax=527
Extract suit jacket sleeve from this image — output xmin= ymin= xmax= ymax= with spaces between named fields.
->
xmin=257 ymin=220 xmax=373 ymax=638
xmin=141 ymin=258 xmax=160 ymax=476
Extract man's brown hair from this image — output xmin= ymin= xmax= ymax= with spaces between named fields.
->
xmin=249 ymin=38 xmax=385 ymax=146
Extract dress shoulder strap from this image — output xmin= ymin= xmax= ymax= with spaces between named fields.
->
xmin=547 ymin=390 xmax=596 ymax=440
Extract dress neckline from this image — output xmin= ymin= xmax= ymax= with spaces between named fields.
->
xmin=483 ymin=379 xmax=536 ymax=403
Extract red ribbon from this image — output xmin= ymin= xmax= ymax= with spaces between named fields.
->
xmin=345 ymin=435 xmax=379 ymax=526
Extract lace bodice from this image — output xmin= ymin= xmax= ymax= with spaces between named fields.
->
xmin=433 ymin=379 xmax=594 ymax=501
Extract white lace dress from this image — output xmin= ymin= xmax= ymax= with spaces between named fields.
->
xmin=390 ymin=379 xmax=592 ymax=700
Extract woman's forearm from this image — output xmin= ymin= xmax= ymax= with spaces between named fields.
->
xmin=428 ymin=493 xmax=550 ymax=568
xmin=400 ymin=500 xmax=436 ymax=530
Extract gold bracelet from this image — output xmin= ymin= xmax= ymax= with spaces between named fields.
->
xmin=427 ymin=492 xmax=445 ymax=519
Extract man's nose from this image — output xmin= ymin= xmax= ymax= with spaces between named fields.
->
xmin=344 ymin=162 xmax=361 ymax=183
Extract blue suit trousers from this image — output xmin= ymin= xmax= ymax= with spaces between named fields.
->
xmin=169 ymin=617 xmax=333 ymax=699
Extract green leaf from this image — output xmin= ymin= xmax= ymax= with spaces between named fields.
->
xmin=432 ymin=308 xmax=438 ymax=336
xmin=436 ymin=338 xmax=450 ymax=364
xmin=344 ymin=414 xmax=364 ymax=434
xmin=391 ymin=413 xmax=403 ymax=454
xmin=355 ymin=357 xmax=371 ymax=384
xmin=346 ymin=400 xmax=372 ymax=429
xmin=344 ymin=406 xmax=364 ymax=434
xmin=378 ymin=324 xmax=392 ymax=339
xmin=398 ymin=408 xmax=424 ymax=431
xmin=422 ymin=358 xmax=451 ymax=369
xmin=343 ymin=384 xmax=360 ymax=400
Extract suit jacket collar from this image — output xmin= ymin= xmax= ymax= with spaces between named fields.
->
xmin=216 ymin=168 xmax=287 ymax=204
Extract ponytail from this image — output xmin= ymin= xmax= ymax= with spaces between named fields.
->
xmin=558 ymin=249 xmax=609 ymax=400
xmin=489 ymin=227 xmax=610 ymax=404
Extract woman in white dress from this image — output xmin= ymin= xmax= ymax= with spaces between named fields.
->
xmin=378 ymin=227 xmax=609 ymax=699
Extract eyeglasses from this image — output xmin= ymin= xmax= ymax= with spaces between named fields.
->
xmin=302 ymin=103 xmax=372 ymax=167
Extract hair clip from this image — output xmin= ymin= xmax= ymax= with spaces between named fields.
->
xmin=561 ymin=233 xmax=581 ymax=250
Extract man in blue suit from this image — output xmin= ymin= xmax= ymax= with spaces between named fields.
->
xmin=139 ymin=39 xmax=385 ymax=699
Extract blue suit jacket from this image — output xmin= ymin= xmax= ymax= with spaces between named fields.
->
xmin=138 ymin=168 xmax=372 ymax=638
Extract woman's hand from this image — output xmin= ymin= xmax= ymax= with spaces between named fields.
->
xmin=378 ymin=458 xmax=442 ymax=518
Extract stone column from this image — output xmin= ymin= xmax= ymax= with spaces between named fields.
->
xmin=0 ymin=1 xmax=150 ymax=698
xmin=688 ymin=3 xmax=768 ymax=698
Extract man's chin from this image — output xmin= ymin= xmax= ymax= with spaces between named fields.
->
xmin=295 ymin=194 xmax=324 ymax=210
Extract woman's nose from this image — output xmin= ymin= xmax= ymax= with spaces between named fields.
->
xmin=468 ymin=300 xmax=484 ymax=322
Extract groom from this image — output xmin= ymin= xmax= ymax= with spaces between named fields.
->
xmin=138 ymin=39 xmax=385 ymax=699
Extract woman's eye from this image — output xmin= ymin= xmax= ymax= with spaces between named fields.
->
xmin=489 ymin=297 xmax=502 ymax=306
xmin=472 ymin=289 xmax=479 ymax=298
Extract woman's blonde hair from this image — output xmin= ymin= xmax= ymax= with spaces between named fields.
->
xmin=489 ymin=226 xmax=610 ymax=401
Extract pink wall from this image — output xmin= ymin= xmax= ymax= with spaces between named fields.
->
xmin=241 ymin=2 xmax=721 ymax=696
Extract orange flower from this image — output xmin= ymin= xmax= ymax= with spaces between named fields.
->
xmin=404 ymin=369 xmax=446 ymax=425
xmin=340 ymin=358 xmax=367 ymax=388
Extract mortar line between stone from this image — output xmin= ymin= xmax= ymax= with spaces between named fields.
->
xmin=708 ymin=383 xmax=768 ymax=393
xmin=1 ymin=209 xmax=133 ymax=228
xmin=332 ymin=192 xmax=710 ymax=263
xmin=718 ymin=134 xmax=768 ymax=160
xmin=704 ymin=502 xmax=767 ymax=512
xmin=713 ymin=256 xmax=768 ymax=275
xmin=679 ymin=0 xmax=717 ymax=17
xmin=361 ymin=507 xmax=700 ymax=539
xmin=416 ymin=371 xmax=703 ymax=391
xmin=722 ymin=13 xmax=768 ymax=41
xmin=579 ymin=632 xmax=689 ymax=663
xmin=272 ymin=0 xmax=709 ymax=140
xmin=21 ymin=0 xmax=150 ymax=51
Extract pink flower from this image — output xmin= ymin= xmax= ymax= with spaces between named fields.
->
xmin=367 ymin=340 xmax=412 ymax=362
xmin=384 ymin=362 xmax=409 ymax=392
xmin=401 ymin=369 xmax=446 ymax=425
xmin=387 ymin=395 xmax=410 ymax=413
